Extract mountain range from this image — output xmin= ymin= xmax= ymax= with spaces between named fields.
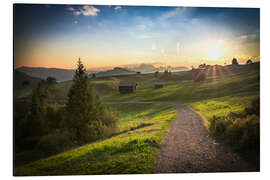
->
xmin=15 ymin=64 xmax=189 ymax=82
xmin=16 ymin=66 xmax=77 ymax=82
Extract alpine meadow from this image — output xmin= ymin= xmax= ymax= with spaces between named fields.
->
xmin=14 ymin=4 xmax=260 ymax=175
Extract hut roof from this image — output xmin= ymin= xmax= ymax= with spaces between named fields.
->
xmin=118 ymin=82 xmax=137 ymax=87
xmin=154 ymin=82 xmax=165 ymax=85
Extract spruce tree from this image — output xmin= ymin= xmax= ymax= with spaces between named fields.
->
xmin=66 ymin=58 xmax=104 ymax=144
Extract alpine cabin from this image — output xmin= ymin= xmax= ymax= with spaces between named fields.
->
xmin=118 ymin=82 xmax=137 ymax=93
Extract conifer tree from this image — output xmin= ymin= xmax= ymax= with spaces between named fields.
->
xmin=22 ymin=81 xmax=48 ymax=139
xmin=66 ymin=58 xmax=104 ymax=143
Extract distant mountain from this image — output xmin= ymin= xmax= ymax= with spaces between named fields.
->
xmin=167 ymin=66 xmax=190 ymax=71
xmin=14 ymin=70 xmax=42 ymax=88
xmin=123 ymin=63 xmax=189 ymax=73
xmin=92 ymin=67 xmax=135 ymax=77
xmin=16 ymin=66 xmax=76 ymax=82
xmin=128 ymin=64 xmax=159 ymax=72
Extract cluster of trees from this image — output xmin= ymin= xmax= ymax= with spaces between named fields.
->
xmin=22 ymin=76 xmax=56 ymax=87
xmin=16 ymin=59 xmax=118 ymax=154
xmin=191 ymin=58 xmax=254 ymax=82
xmin=197 ymin=58 xmax=253 ymax=70
xmin=159 ymin=69 xmax=176 ymax=80
xmin=231 ymin=58 xmax=253 ymax=65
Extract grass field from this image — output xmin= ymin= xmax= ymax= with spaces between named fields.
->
xmin=15 ymin=103 xmax=177 ymax=175
xmin=14 ymin=62 xmax=260 ymax=175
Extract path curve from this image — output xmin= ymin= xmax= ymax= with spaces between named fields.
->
xmin=105 ymin=100 xmax=256 ymax=173
xmin=154 ymin=102 xmax=255 ymax=173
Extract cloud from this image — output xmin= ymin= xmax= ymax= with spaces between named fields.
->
xmin=73 ymin=11 xmax=81 ymax=16
xmin=152 ymin=43 xmax=156 ymax=51
xmin=159 ymin=7 xmax=189 ymax=21
xmin=80 ymin=5 xmax=100 ymax=16
xmin=177 ymin=42 xmax=180 ymax=56
xmin=161 ymin=48 xmax=167 ymax=60
xmin=239 ymin=34 xmax=257 ymax=39
xmin=68 ymin=5 xmax=100 ymax=16
xmin=66 ymin=6 xmax=75 ymax=11
xmin=114 ymin=6 xmax=122 ymax=11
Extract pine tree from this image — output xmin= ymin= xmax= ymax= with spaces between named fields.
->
xmin=66 ymin=58 xmax=104 ymax=144
xmin=22 ymin=81 xmax=48 ymax=139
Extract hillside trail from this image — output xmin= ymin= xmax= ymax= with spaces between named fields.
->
xmin=107 ymin=100 xmax=256 ymax=173
xmin=154 ymin=101 xmax=256 ymax=173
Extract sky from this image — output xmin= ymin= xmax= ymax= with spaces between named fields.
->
xmin=14 ymin=4 xmax=260 ymax=70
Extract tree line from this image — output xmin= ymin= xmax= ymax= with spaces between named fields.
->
xmin=15 ymin=59 xmax=118 ymax=155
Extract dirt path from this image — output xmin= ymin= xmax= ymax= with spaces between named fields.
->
xmin=155 ymin=102 xmax=255 ymax=173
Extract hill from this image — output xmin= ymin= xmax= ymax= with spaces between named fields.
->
xmin=124 ymin=63 xmax=189 ymax=73
xmin=14 ymin=62 xmax=260 ymax=174
xmin=14 ymin=70 xmax=42 ymax=88
xmin=92 ymin=67 xmax=135 ymax=77
xmin=16 ymin=66 xmax=77 ymax=82
xmin=15 ymin=102 xmax=177 ymax=175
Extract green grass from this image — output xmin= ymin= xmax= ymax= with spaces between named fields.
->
xmin=15 ymin=103 xmax=177 ymax=175
xmin=190 ymin=95 xmax=259 ymax=129
xmin=14 ymin=63 xmax=260 ymax=174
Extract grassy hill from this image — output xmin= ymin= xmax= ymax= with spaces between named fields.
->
xmin=15 ymin=103 xmax=177 ymax=175
xmin=16 ymin=66 xmax=76 ymax=82
xmin=94 ymin=67 xmax=136 ymax=77
xmin=14 ymin=70 xmax=42 ymax=88
xmin=14 ymin=62 xmax=260 ymax=175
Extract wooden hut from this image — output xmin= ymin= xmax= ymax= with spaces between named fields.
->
xmin=118 ymin=82 xmax=137 ymax=93
xmin=154 ymin=82 xmax=165 ymax=89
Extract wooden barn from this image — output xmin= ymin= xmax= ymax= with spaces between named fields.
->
xmin=154 ymin=82 xmax=165 ymax=89
xmin=118 ymin=82 xmax=137 ymax=94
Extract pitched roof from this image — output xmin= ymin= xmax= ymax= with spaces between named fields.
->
xmin=118 ymin=82 xmax=137 ymax=86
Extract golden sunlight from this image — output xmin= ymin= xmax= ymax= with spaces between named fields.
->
xmin=207 ymin=46 xmax=222 ymax=60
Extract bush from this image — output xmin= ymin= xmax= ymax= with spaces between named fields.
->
xmin=245 ymin=98 xmax=260 ymax=116
xmin=45 ymin=105 xmax=65 ymax=132
xmin=209 ymin=99 xmax=260 ymax=166
xmin=232 ymin=58 xmax=238 ymax=65
xmin=36 ymin=130 xmax=74 ymax=154
xmin=101 ymin=108 xmax=119 ymax=137
xmin=46 ymin=76 xmax=57 ymax=85
xmin=246 ymin=59 xmax=253 ymax=64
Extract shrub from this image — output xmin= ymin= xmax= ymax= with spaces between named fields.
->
xmin=246 ymin=59 xmax=253 ymax=64
xmin=154 ymin=71 xmax=159 ymax=77
xmin=101 ymin=107 xmax=119 ymax=137
xmin=245 ymin=98 xmax=260 ymax=116
xmin=209 ymin=99 xmax=260 ymax=165
xmin=46 ymin=76 xmax=57 ymax=85
xmin=45 ymin=105 xmax=65 ymax=132
xmin=22 ymin=80 xmax=30 ymax=86
xmin=232 ymin=58 xmax=238 ymax=65
xmin=36 ymin=130 xmax=74 ymax=154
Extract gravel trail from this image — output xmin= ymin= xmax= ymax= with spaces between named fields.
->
xmin=155 ymin=102 xmax=255 ymax=173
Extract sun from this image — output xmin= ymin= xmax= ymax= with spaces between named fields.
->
xmin=208 ymin=46 xmax=222 ymax=60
